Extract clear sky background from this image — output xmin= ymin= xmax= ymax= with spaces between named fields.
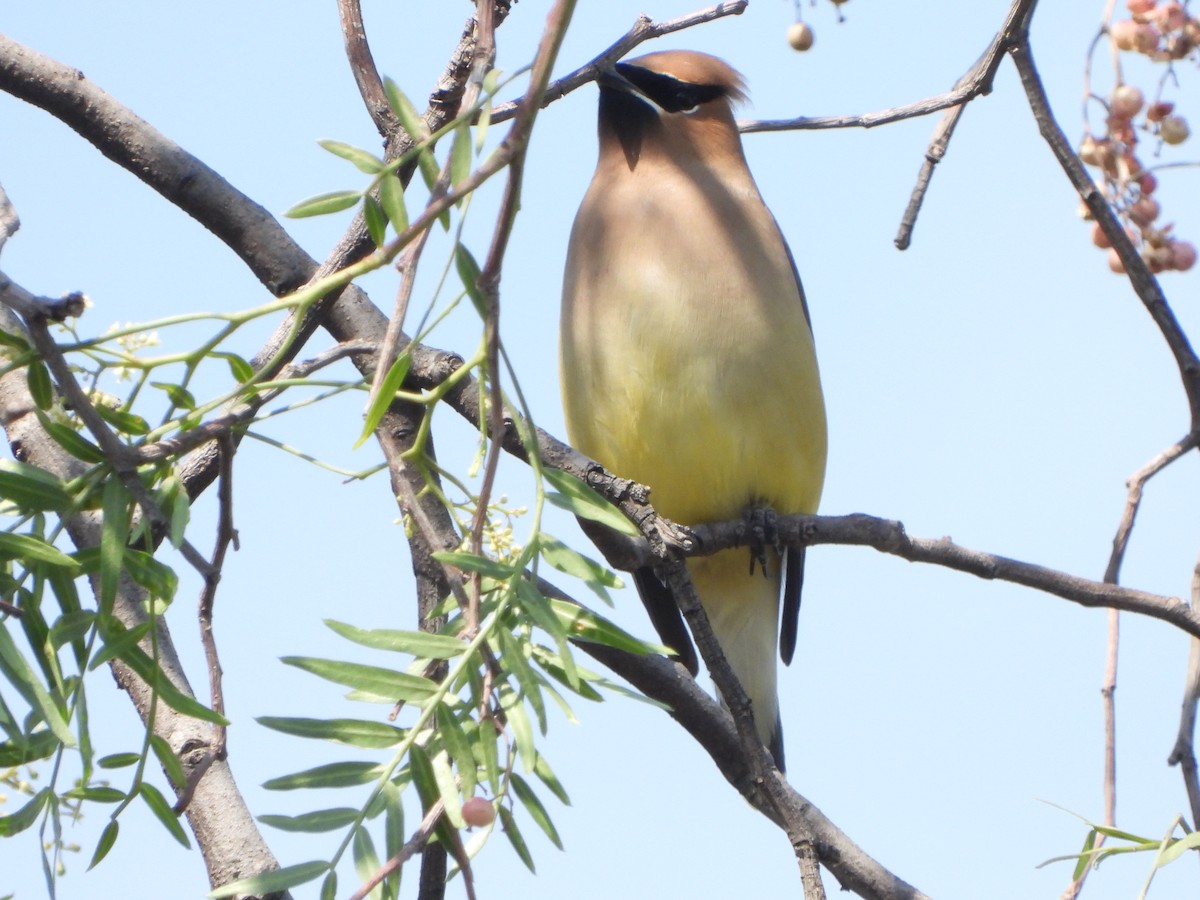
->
xmin=3 ymin=2 xmax=1200 ymax=898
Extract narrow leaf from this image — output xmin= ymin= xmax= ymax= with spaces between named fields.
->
xmin=511 ymin=773 xmax=563 ymax=849
xmin=378 ymin=173 xmax=408 ymax=232
xmin=318 ymin=139 xmax=385 ymax=174
xmin=363 ymin=195 xmax=388 ymax=247
xmin=285 ymin=191 xmax=362 ymax=219
xmin=256 ymin=716 xmax=405 ymax=749
xmin=208 ymin=861 xmax=330 ymax=898
xmin=454 ymin=245 xmax=485 ymax=315
xmin=263 ymin=761 xmax=383 ymax=791
xmin=355 ymin=352 xmax=411 ymax=448
xmin=139 ymin=782 xmax=190 ymax=847
xmin=36 ymin=413 xmax=104 ymax=463
xmin=281 ymin=657 xmax=438 ymax=703
xmin=0 ymin=532 xmax=80 ymax=570
xmin=26 ymin=360 xmax=53 ymax=410
xmin=543 ymin=468 xmax=639 ymax=536
xmin=432 ymin=550 xmax=513 ymax=581
xmin=0 ymin=787 xmax=49 ymax=837
xmin=549 ymin=598 xmax=668 ymax=657
xmin=498 ymin=804 xmax=535 ymax=873
xmin=0 ymin=624 xmax=75 ymax=746
xmin=87 ymin=819 xmax=119 ymax=869
xmin=0 ymin=460 xmax=73 ymax=513
xmin=258 ymin=807 xmax=360 ymax=833
xmin=93 ymin=404 xmax=149 ymax=436
xmin=450 ymin=123 xmax=472 ymax=187
xmin=325 ymin=619 xmax=465 ymax=659
xmin=151 ymin=381 xmax=196 ymax=411
xmin=99 ymin=476 xmax=130 ymax=614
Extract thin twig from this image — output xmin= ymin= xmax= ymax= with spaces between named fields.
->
xmin=337 ymin=0 xmax=401 ymax=139
xmin=350 ymin=801 xmax=445 ymax=900
xmin=1167 ymin=552 xmax=1200 ymax=830
xmin=487 ymin=1 xmax=748 ymax=125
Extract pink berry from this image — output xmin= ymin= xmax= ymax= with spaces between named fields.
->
xmin=1112 ymin=19 xmax=1141 ymax=49
xmin=1091 ymin=222 xmax=1113 ymax=248
xmin=1130 ymin=194 xmax=1161 ymax=225
xmin=1147 ymin=101 xmax=1174 ymax=122
xmin=1111 ymin=84 xmax=1145 ymax=117
xmin=1170 ymin=240 xmax=1197 ymax=270
xmin=1160 ymin=115 xmax=1190 ymax=145
xmin=1154 ymin=1 xmax=1186 ymax=30
xmin=1134 ymin=21 xmax=1162 ymax=51
xmin=1127 ymin=0 xmax=1157 ymax=13
xmin=461 ymin=796 xmax=495 ymax=827
xmin=1138 ymin=170 xmax=1158 ymax=193
xmin=1108 ymin=248 xmax=1127 ymax=273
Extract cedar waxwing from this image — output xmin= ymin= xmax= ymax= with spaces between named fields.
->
xmin=559 ymin=50 xmax=827 ymax=771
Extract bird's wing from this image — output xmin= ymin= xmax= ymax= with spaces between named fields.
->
xmin=633 ymin=567 xmax=700 ymax=676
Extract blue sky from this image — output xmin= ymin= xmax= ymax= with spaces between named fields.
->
xmin=3 ymin=2 xmax=1200 ymax=898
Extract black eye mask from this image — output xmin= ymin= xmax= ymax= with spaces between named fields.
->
xmin=613 ymin=63 xmax=726 ymax=113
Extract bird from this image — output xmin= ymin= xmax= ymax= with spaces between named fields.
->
xmin=559 ymin=50 xmax=827 ymax=771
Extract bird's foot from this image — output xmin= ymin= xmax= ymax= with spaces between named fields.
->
xmin=744 ymin=505 xmax=782 ymax=577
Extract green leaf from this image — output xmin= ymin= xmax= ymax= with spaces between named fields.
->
xmin=533 ymin=753 xmax=571 ymax=806
xmin=50 ymin=610 xmax=94 ymax=649
xmin=256 ymin=716 xmax=405 ymax=749
xmin=378 ymin=173 xmax=408 ymax=233
xmin=263 ymin=761 xmax=383 ymax=791
xmin=549 ymin=598 xmax=667 ymax=657
xmin=214 ymin=352 xmax=255 ymax=384
xmin=94 ymin=403 xmax=149 ymax=436
xmin=1156 ymin=828 xmax=1200 ymax=865
xmin=320 ymin=870 xmax=338 ymax=900
xmin=437 ymin=704 xmax=476 ymax=800
xmin=66 ymin=786 xmax=126 ymax=803
xmin=93 ymin=621 xmax=226 ymax=724
xmin=497 ymin=627 xmax=546 ymax=734
xmin=431 ymin=748 xmax=464 ymax=828
xmin=498 ymin=804 xmax=535 ymax=873
xmin=281 ymin=657 xmax=438 ymax=704
xmin=363 ymin=194 xmax=388 ymax=247
xmin=208 ymin=861 xmax=330 ymax=898
xmin=99 ymin=476 xmax=129 ymax=613
xmin=151 ymin=381 xmax=196 ymax=411
xmin=0 ymin=787 xmax=49 ymax=837
xmin=450 ymin=123 xmax=472 ymax=188
xmin=454 ymin=245 xmax=485 ymax=316
xmin=26 ymin=360 xmax=53 ymax=410
xmin=285 ymin=191 xmax=362 ymax=219
xmin=383 ymin=78 xmax=428 ymax=145
xmin=500 ymin=686 xmax=536 ymax=773
xmin=140 ymin=782 xmax=190 ymax=847
xmin=0 ymin=532 xmax=80 ymax=570
xmin=318 ymin=139 xmax=385 ymax=174
xmin=87 ymin=819 xmax=119 ymax=870
xmin=352 ymin=825 xmax=383 ymax=899
xmin=36 ymin=412 xmax=105 ymax=463
xmin=0 ymin=459 xmax=74 ymax=513
xmin=432 ymin=550 xmax=513 ymax=581
xmin=150 ymin=734 xmax=187 ymax=789
xmin=407 ymin=743 xmax=439 ymax=813
xmin=122 ymin=548 xmax=178 ymax=601
xmin=258 ymin=807 xmax=361 ymax=833
xmin=511 ymin=773 xmax=562 ymax=849
xmin=97 ymin=752 xmax=141 ymax=770
xmin=542 ymin=468 xmax=639 ymax=536
xmin=0 ymin=329 xmax=29 ymax=351
xmin=325 ymin=619 xmax=466 ymax=659
xmin=538 ymin=534 xmax=621 ymax=594
xmin=382 ymin=78 xmax=440 ymax=192
xmin=382 ymin=781 xmax=403 ymax=899
xmin=0 ymin=730 xmax=61 ymax=766
xmin=0 ymin=624 xmax=75 ymax=746
xmin=355 ymin=352 xmax=411 ymax=449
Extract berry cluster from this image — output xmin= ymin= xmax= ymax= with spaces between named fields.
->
xmin=1080 ymin=0 xmax=1196 ymax=274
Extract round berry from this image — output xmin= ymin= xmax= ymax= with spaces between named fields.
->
xmin=1160 ymin=114 xmax=1190 ymax=144
xmin=1127 ymin=0 xmax=1157 ymax=14
xmin=1130 ymin=194 xmax=1161 ymax=225
xmin=1111 ymin=84 xmax=1145 ymax=117
xmin=461 ymin=796 xmax=495 ymax=827
xmin=1171 ymin=240 xmax=1197 ymax=271
xmin=1107 ymin=248 xmax=1127 ymax=273
xmin=787 ymin=21 xmax=814 ymax=51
